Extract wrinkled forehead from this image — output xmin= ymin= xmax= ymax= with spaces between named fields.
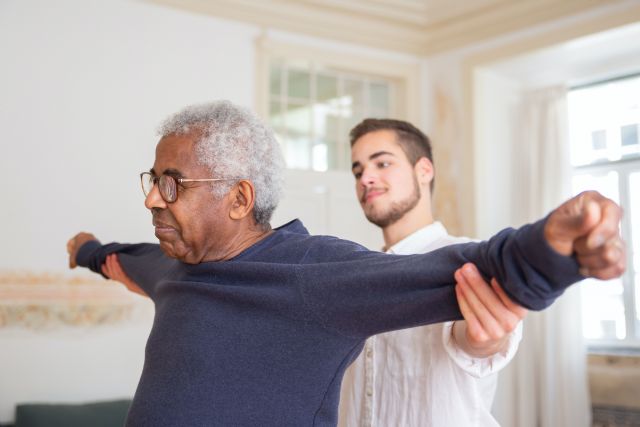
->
xmin=152 ymin=133 xmax=203 ymax=175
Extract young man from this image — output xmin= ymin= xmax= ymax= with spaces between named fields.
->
xmin=341 ymin=119 xmax=527 ymax=426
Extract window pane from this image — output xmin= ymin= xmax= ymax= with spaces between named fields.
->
xmin=572 ymin=171 xmax=619 ymax=204
xmin=283 ymin=101 xmax=312 ymax=169
xmin=568 ymin=75 xmax=640 ymax=166
xmin=288 ymin=69 xmax=310 ymax=100
xmin=311 ymin=143 xmax=328 ymax=172
xmin=313 ymin=103 xmax=339 ymax=142
xmin=284 ymin=134 xmax=311 ymax=170
xmin=270 ymin=62 xmax=283 ymax=96
xmin=621 ymin=124 xmax=638 ymax=147
xmin=344 ymin=107 xmax=365 ymax=140
xmin=370 ymin=82 xmax=389 ymax=114
xmin=591 ymin=129 xmax=607 ymax=150
xmin=344 ymin=79 xmax=365 ymax=107
xmin=284 ymin=101 xmax=311 ymax=136
xmin=582 ymin=277 xmax=626 ymax=340
xmin=325 ymin=139 xmax=342 ymax=171
xmin=317 ymin=74 xmax=338 ymax=102
xmin=269 ymin=100 xmax=283 ymax=129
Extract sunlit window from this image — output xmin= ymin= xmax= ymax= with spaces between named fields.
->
xmin=568 ymin=74 xmax=640 ymax=348
xmin=268 ymin=59 xmax=395 ymax=171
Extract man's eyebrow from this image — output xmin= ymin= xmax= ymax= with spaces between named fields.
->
xmin=369 ymin=151 xmax=395 ymax=160
xmin=163 ymin=168 xmax=183 ymax=176
xmin=351 ymin=151 xmax=396 ymax=170
xmin=149 ymin=168 xmax=183 ymax=177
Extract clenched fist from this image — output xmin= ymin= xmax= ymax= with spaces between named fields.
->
xmin=66 ymin=232 xmax=98 ymax=269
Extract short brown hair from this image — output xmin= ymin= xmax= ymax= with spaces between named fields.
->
xmin=350 ymin=118 xmax=434 ymax=191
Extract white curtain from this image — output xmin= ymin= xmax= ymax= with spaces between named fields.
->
xmin=492 ymin=86 xmax=592 ymax=427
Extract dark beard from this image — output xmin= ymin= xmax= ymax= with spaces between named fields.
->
xmin=365 ymin=175 xmax=421 ymax=228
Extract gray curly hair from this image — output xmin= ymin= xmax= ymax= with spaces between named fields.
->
xmin=158 ymin=100 xmax=284 ymax=225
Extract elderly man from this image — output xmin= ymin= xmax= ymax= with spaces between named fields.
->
xmin=68 ymin=100 xmax=624 ymax=427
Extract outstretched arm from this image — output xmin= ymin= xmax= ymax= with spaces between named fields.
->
xmin=300 ymin=191 xmax=625 ymax=338
xmin=442 ymin=190 xmax=623 ymax=371
xmin=66 ymin=233 xmax=173 ymax=298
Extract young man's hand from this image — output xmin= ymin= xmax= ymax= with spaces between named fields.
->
xmin=453 ymin=264 xmax=528 ymax=358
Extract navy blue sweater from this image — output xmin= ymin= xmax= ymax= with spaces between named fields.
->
xmin=77 ymin=218 xmax=582 ymax=426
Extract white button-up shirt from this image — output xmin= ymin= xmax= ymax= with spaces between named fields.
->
xmin=338 ymin=222 xmax=522 ymax=427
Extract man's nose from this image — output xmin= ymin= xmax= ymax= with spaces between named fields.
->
xmin=359 ymin=168 xmax=377 ymax=187
xmin=144 ymin=184 xmax=167 ymax=210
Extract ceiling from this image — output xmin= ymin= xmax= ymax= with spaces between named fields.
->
xmin=149 ymin=0 xmax=625 ymax=55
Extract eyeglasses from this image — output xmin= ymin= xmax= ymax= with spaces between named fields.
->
xmin=140 ymin=172 xmax=238 ymax=203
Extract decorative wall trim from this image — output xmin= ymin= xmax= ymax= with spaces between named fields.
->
xmin=148 ymin=0 xmax=626 ymax=55
xmin=0 ymin=271 xmax=152 ymax=330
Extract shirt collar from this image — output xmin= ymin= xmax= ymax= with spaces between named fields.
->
xmin=386 ymin=222 xmax=447 ymax=254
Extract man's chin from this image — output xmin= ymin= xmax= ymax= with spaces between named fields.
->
xmin=158 ymin=240 xmax=200 ymax=264
xmin=365 ymin=209 xmax=398 ymax=228
xmin=365 ymin=213 xmax=388 ymax=228
xmin=157 ymin=238 xmax=184 ymax=257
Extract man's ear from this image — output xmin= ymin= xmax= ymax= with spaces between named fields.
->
xmin=228 ymin=180 xmax=256 ymax=221
xmin=414 ymin=157 xmax=434 ymax=187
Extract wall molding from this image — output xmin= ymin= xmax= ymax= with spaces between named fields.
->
xmin=0 ymin=271 xmax=152 ymax=330
xmin=148 ymin=0 xmax=624 ymax=55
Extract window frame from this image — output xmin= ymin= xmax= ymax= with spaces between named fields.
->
xmin=255 ymin=37 xmax=420 ymax=172
xmin=569 ymin=74 xmax=640 ymax=350
xmin=573 ymin=158 xmax=640 ymax=350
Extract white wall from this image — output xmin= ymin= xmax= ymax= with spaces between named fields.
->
xmin=0 ymin=0 xmax=259 ymax=422
xmin=472 ymin=69 xmax=523 ymax=238
xmin=0 ymin=0 xmax=259 ymax=271
xmin=0 ymin=301 xmax=154 ymax=422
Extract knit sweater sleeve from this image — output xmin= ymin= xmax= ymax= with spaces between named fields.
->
xmin=75 ymin=240 xmax=174 ymax=298
xmin=297 ymin=218 xmax=583 ymax=338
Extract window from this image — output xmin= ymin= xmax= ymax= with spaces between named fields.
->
xmin=568 ymin=75 xmax=640 ymax=348
xmin=257 ymin=40 xmax=418 ymax=173
xmin=268 ymin=60 xmax=395 ymax=171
